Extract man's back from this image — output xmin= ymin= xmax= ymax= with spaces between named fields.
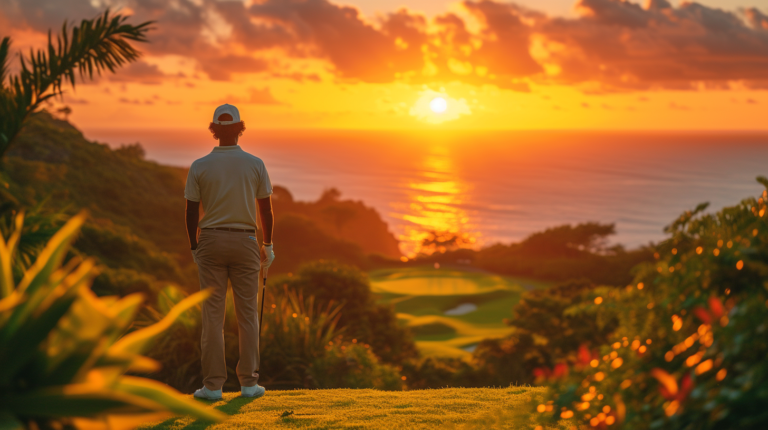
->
xmin=185 ymin=145 xmax=272 ymax=231
xmin=186 ymin=103 xmax=275 ymax=401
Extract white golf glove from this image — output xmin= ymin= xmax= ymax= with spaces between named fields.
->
xmin=261 ymin=244 xmax=275 ymax=271
xmin=191 ymin=249 xmax=199 ymax=265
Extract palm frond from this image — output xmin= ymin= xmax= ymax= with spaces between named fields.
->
xmin=0 ymin=37 xmax=10 ymax=89
xmin=0 ymin=10 xmax=152 ymax=158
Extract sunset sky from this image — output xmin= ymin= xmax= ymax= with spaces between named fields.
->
xmin=1 ymin=0 xmax=767 ymax=130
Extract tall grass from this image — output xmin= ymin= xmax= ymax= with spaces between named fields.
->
xmin=145 ymin=283 xmax=402 ymax=391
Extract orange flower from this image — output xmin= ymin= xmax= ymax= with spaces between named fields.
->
xmin=651 ymin=368 xmax=679 ymax=400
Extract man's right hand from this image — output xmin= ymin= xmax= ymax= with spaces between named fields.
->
xmin=261 ymin=244 xmax=275 ymax=271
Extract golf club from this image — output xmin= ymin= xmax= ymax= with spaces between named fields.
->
xmin=256 ymin=266 xmax=268 ymax=372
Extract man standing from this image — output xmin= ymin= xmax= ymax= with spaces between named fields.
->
xmin=184 ymin=104 xmax=275 ymax=401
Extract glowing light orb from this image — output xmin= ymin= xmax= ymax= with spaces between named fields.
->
xmin=430 ymin=97 xmax=448 ymax=113
xmin=410 ymin=90 xmax=471 ymax=124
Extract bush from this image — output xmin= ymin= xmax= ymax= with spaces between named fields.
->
xmin=145 ymin=282 xmax=406 ymax=391
xmin=309 ymin=342 xmax=402 ymax=390
xmin=531 ymin=179 xmax=768 ymax=429
xmin=471 ymin=279 xmax=617 ymax=387
xmin=400 ymin=357 xmax=478 ymax=389
xmin=283 ymin=260 xmax=418 ymax=364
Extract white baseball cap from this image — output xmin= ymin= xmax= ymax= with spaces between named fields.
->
xmin=212 ymin=103 xmax=241 ymax=125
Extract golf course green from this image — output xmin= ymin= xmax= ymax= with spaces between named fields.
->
xmin=369 ymin=266 xmax=551 ymax=358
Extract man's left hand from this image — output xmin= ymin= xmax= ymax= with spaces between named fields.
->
xmin=261 ymin=244 xmax=275 ymax=270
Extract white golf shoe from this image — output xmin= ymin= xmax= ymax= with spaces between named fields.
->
xmin=193 ymin=386 xmax=223 ymax=401
xmin=241 ymin=384 xmax=266 ymax=398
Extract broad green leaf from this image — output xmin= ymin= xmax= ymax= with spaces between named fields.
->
xmin=96 ymin=353 xmax=161 ymax=374
xmin=0 ymin=213 xmax=23 ymax=298
xmin=72 ymin=412 xmax=174 ymax=430
xmin=15 ymin=212 xmax=85 ymax=297
xmin=116 ymin=376 xmax=226 ymax=422
xmin=0 ymin=411 xmax=24 ymax=430
xmin=1 ymin=388 xmax=162 ymax=417
xmin=0 ymin=291 xmax=22 ymax=314
xmin=111 ymin=289 xmax=211 ymax=355
xmin=0 ymin=290 xmax=77 ymax=384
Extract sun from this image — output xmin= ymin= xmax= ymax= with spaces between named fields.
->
xmin=409 ymin=89 xmax=471 ymax=124
xmin=430 ymin=97 xmax=448 ymax=113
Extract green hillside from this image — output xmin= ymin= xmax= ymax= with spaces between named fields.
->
xmin=141 ymin=387 xmax=546 ymax=430
xmin=3 ymin=112 xmax=402 ymax=296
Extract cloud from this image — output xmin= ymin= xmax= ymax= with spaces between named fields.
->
xmin=119 ymin=97 xmax=154 ymax=105
xmin=538 ymin=0 xmax=768 ymax=89
xmin=246 ymin=0 xmax=407 ymax=82
xmin=198 ymin=55 xmax=270 ymax=81
xmin=270 ymin=71 xmax=322 ymax=82
xmin=4 ymin=0 xmax=768 ymax=91
xmin=62 ymin=95 xmax=89 ymax=104
xmin=211 ymin=87 xmax=286 ymax=106
xmin=108 ymin=61 xmax=169 ymax=85
xmin=245 ymin=87 xmax=284 ymax=105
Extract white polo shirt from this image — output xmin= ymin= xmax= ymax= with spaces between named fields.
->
xmin=184 ymin=145 xmax=272 ymax=230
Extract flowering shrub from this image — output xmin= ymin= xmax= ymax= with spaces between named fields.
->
xmin=532 ymin=179 xmax=768 ymax=429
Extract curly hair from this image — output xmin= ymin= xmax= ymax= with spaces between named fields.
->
xmin=208 ymin=121 xmax=246 ymax=141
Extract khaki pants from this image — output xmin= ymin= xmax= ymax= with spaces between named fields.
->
xmin=196 ymin=229 xmax=261 ymax=391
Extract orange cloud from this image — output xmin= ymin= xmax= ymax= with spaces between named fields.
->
xmin=538 ymin=0 xmax=768 ymax=90
xmin=3 ymin=0 xmax=768 ymax=91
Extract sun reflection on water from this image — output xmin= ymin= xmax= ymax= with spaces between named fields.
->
xmin=393 ymin=147 xmax=477 ymax=257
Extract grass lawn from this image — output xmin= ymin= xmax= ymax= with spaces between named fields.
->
xmin=141 ymin=387 xmax=546 ymax=430
xmin=369 ymin=267 xmax=551 ymax=359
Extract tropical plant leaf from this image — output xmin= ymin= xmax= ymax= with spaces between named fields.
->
xmin=1 ymin=388 xmax=162 ymax=417
xmin=15 ymin=212 xmax=86 ymax=297
xmin=0 ymin=411 xmax=24 ymax=430
xmin=111 ymin=289 xmax=211 ymax=355
xmin=0 ymin=212 xmax=23 ymax=298
xmin=115 ymin=376 xmax=226 ymax=422
xmin=0 ymin=212 xmax=226 ymax=427
xmin=0 ymin=10 xmax=152 ymax=157
xmin=0 ymin=37 xmax=10 ymax=88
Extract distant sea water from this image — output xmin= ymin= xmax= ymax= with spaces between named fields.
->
xmin=86 ymin=128 xmax=768 ymax=255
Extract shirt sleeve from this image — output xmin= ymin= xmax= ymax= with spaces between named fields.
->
xmin=256 ymin=161 xmax=273 ymax=199
xmin=184 ymin=163 xmax=201 ymax=202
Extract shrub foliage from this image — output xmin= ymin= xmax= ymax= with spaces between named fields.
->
xmin=531 ymin=179 xmax=768 ymax=429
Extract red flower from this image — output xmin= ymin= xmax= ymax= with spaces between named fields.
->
xmin=578 ymin=345 xmax=592 ymax=365
xmin=553 ymin=363 xmax=569 ymax=378
xmin=679 ymin=374 xmax=693 ymax=401
xmin=693 ymin=307 xmax=712 ymax=324
xmin=708 ymin=297 xmax=724 ymax=319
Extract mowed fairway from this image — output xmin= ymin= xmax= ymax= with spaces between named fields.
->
xmin=369 ymin=267 xmax=550 ymax=358
xmin=140 ymin=387 xmax=545 ymax=430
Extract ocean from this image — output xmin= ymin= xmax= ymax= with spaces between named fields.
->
xmin=85 ymin=128 xmax=768 ymax=255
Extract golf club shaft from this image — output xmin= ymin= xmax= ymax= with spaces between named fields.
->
xmin=259 ymin=270 xmax=267 ymax=337
xmin=256 ymin=267 xmax=267 ymax=373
